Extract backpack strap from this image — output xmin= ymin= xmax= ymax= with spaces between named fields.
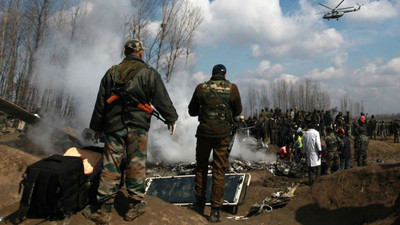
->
xmin=17 ymin=167 xmax=41 ymax=222
xmin=207 ymin=82 xmax=231 ymax=110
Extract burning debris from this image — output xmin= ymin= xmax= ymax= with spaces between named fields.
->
xmin=146 ymin=158 xmax=307 ymax=178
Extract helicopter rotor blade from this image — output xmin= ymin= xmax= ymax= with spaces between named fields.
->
xmin=335 ymin=0 xmax=345 ymax=9
xmin=319 ymin=3 xmax=332 ymax=10
xmin=337 ymin=6 xmax=355 ymax=10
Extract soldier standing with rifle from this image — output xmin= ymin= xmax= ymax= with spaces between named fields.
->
xmin=188 ymin=64 xmax=242 ymax=223
xmin=84 ymin=39 xmax=178 ymax=225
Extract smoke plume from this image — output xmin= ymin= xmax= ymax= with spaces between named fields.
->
xmin=32 ymin=0 xmax=274 ymax=163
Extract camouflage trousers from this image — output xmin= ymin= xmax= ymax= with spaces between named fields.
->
xmin=325 ymin=151 xmax=340 ymax=174
xmin=354 ymin=135 xmax=368 ymax=166
xmin=394 ymin=130 xmax=399 ymax=143
xmin=380 ymin=131 xmax=387 ymax=141
xmin=194 ymin=136 xmax=231 ymax=208
xmin=97 ymin=125 xmax=148 ymax=204
xmin=355 ymin=148 xmax=367 ymax=166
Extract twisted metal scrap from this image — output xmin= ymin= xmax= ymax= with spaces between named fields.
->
xmin=247 ymin=184 xmax=299 ymax=217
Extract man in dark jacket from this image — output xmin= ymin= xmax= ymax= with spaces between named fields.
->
xmin=84 ymin=39 xmax=178 ymax=224
xmin=338 ymin=129 xmax=351 ymax=169
xmin=188 ymin=64 xmax=242 ymax=222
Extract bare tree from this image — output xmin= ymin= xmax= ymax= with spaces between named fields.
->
xmin=20 ymin=0 xmax=53 ymax=110
xmin=125 ymin=0 xmax=158 ymax=42
xmin=340 ymin=93 xmax=350 ymax=112
xmin=161 ymin=0 xmax=203 ymax=82
xmin=319 ymin=90 xmax=331 ymax=110
xmin=245 ymin=87 xmax=259 ymax=117
xmin=270 ymin=79 xmax=289 ymax=111
xmin=288 ymin=82 xmax=296 ymax=110
xmin=123 ymin=0 xmax=203 ymax=82
xmin=259 ymin=84 xmax=270 ymax=110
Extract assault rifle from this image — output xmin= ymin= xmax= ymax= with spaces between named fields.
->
xmin=106 ymin=87 xmax=166 ymax=124
xmin=227 ymin=121 xmax=239 ymax=152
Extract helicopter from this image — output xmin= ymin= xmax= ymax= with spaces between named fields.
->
xmin=319 ymin=0 xmax=362 ymax=20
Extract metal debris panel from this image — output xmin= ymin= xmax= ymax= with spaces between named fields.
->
xmin=145 ymin=173 xmax=250 ymax=206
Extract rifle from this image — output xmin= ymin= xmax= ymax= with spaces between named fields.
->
xmin=227 ymin=122 xmax=239 ymax=152
xmin=106 ymin=87 xmax=166 ymax=124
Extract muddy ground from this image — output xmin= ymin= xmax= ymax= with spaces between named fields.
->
xmin=0 ymin=132 xmax=399 ymax=225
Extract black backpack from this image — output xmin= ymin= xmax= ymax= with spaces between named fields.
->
xmin=17 ymin=154 xmax=89 ymax=221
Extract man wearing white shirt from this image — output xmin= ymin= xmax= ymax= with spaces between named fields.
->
xmin=302 ymin=123 xmax=322 ymax=185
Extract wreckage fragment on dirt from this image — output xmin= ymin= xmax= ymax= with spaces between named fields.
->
xmin=145 ymin=173 xmax=251 ymax=213
xmin=246 ymin=184 xmax=299 ymax=217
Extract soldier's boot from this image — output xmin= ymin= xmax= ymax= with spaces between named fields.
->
xmin=208 ymin=207 xmax=221 ymax=223
xmin=124 ymin=200 xmax=147 ymax=222
xmin=82 ymin=203 xmax=112 ymax=225
xmin=188 ymin=201 xmax=205 ymax=215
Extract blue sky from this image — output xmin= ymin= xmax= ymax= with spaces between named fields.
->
xmin=189 ymin=0 xmax=400 ymax=114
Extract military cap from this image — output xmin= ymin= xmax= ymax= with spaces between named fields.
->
xmin=124 ymin=39 xmax=147 ymax=52
xmin=212 ymin=64 xmax=226 ymax=75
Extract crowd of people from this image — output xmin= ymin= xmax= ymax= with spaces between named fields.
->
xmin=236 ymin=107 xmax=400 ymax=184
xmin=0 ymin=111 xmax=26 ymax=136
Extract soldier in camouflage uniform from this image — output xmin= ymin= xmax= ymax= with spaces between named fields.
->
xmin=0 ymin=112 xmax=8 ymax=135
xmin=334 ymin=112 xmax=346 ymax=131
xmin=85 ymin=39 xmax=178 ymax=224
xmin=378 ymin=121 xmax=387 ymax=141
xmin=353 ymin=116 xmax=369 ymax=166
xmin=344 ymin=111 xmax=352 ymax=138
xmin=323 ymin=127 xmax=343 ymax=174
xmin=393 ymin=119 xmax=399 ymax=143
xmin=367 ymin=115 xmax=377 ymax=140
xmin=188 ymin=64 xmax=242 ymax=223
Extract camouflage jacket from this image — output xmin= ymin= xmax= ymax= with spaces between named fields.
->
xmin=323 ymin=132 xmax=343 ymax=152
xmin=0 ymin=116 xmax=7 ymax=127
xmin=353 ymin=122 xmax=367 ymax=136
xmin=355 ymin=134 xmax=368 ymax=150
xmin=90 ymin=55 xmax=178 ymax=133
xmin=188 ymin=74 xmax=242 ymax=138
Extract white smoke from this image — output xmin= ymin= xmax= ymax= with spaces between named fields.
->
xmin=32 ymin=0 xmax=274 ymax=163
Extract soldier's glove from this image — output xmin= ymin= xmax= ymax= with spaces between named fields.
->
xmin=167 ymin=123 xmax=176 ymax=135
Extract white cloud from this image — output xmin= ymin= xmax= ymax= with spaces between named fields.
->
xmin=192 ymin=71 xmax=209 ymax=83
xmin=346 ymin=0 xmax=399 ymax=22
xmin=241 ymin=60 xmax=285 ymax=82
xmin=312 ymin=56 xmax=400 ymax=114
xmin=378 ymin=57 xmax=400 ymax=74
xmin=331 ymin=53 xmax=348 ymax=68
xmin=194 ymin=0 xmax=346 ymax=60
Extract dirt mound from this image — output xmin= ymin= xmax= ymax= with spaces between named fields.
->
xmin=295 ymin=165 xmax=400 ymax=225
xmin=0 ymin=133 xmax=399 ymax=225
xmin=0 ymin=144 xmax=40 ymax=211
